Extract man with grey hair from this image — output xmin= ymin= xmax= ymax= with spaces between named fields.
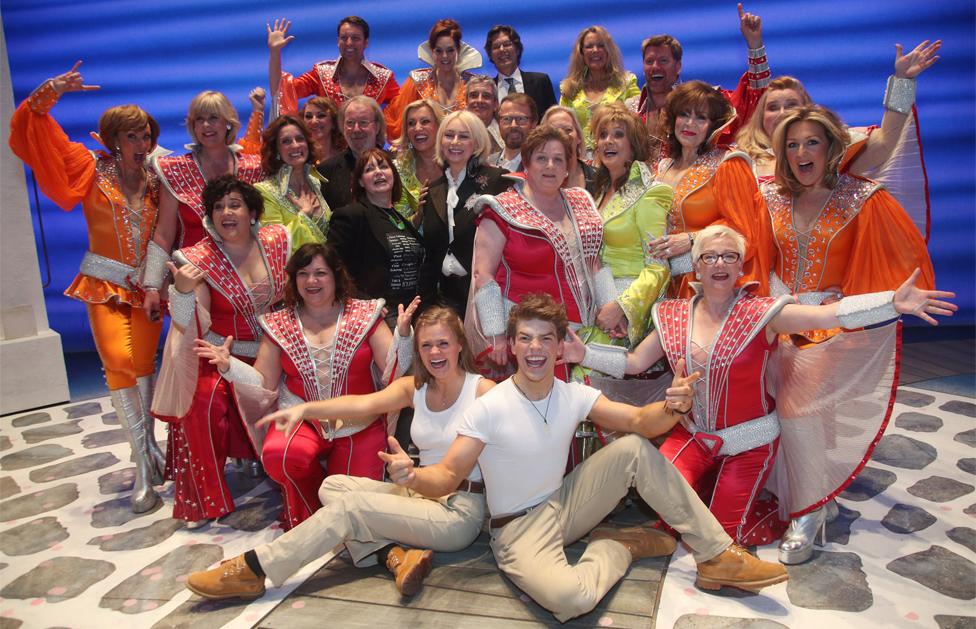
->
xmin=465 ymin=75 xmax=503 ymax=153
xmin=318 ymin=95 xmax=388 ymax=209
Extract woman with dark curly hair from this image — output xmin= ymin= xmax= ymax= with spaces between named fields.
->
xmin=152 ymin=175 xmax=290 ymax=528
xmin=254 ymin=114 xmax=331 ymax=251
xmin=646 ymin=81 xmax=769 ymax=297
xmin=194 ymin=243 xmax=417 ymax=529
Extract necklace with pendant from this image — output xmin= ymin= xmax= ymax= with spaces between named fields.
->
xmin=512 ymin=378 xmax=552 ymax=425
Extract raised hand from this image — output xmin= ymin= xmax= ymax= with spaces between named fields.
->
xmin=51 ymin=60 xmax=101 ymax=94
xmin=193 ymin=335 xmax=233 ymax=373
xmin=664 ymin=358 xmax=701 ymax=415
xmin=256 ymin=405 xmax=305 ymax=434
xmin=249 ymin=87 xmax=266 ymax=112
xmin=737 ymin=3 xmax=763 ymax=49
xmin=895 ymin=40 xmax=942 ymax=79
xmin=267 ymin=18 xmax=294 ymax=52
xmin=397 ymin=296 xmax=421 ymax=337
xmin=166 ymin=260 xmax=206 ymax=295
xmin=894 ymin=268 xmax=957 ymax=325
xmin=378 ymin=436 xmax=416 ymax=486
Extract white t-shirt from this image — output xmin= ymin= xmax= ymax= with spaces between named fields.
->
xmin=456 ymin=378 xmax=601 ymax=515
xmin=412 ymin=372 xmax=483 ymax=482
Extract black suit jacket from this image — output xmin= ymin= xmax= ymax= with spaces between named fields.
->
xmin=421 ymin=164 xmax=512 ymax=312
xmin=316 ymin=149 xmax=357 ymax=211
xmin=328 ymin=200 xmax=432 ymax=310
xmin=497 ymin=70 xmax=557 ymax=120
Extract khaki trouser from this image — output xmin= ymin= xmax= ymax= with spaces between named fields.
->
xmin=489 ymin=434 xmax=731 ymax=623
xmin=256 ymin=474 xmax=486 ymax=588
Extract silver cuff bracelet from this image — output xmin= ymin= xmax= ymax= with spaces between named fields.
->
xmin=593 ymin=265 xmax=618 ymax=308
xmin=142 ymin=241 xmax=170 ymax=290
xmin=582 ymin=343 xmax=627 ymax=379
xmin=836 ymin=291 xmax=898 ymax=329
xmin=167 ymin=287 xmax=196 ymax=329
xmin=883 ymin=75 xmax=916 ymax=115
xmin=669 ymin=251 xmax=694 ymax=277
xmin=222 ymin=356 xmax=264 ymax=386
xmin=475 ymin=280 xmax=507 ymax=337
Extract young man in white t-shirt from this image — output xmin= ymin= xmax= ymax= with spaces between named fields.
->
xmin=382 ymin=293 xmax=788 ymax=623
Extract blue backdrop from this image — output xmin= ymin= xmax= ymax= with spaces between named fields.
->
xmin=3 ymin=0 xmax=973 ymax=351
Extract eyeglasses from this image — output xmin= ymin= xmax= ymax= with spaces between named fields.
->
xmin=698 ymin=252 xmax=741 ymax=265
xmin=344 ymin=119 xmax=375 ymax=130
xmin=500 ymin=115 xmax=531 ymax=126
xmin=491 ymin=40 xmax=514 ymax=51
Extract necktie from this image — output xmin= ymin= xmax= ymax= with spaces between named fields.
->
xmin=505 ymin=77 xmax=517 ymax=94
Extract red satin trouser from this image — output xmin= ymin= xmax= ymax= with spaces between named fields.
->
xmin=262 ymin=418 xmax=387 ymax=529
xmin=166 ymin=360 xmax=256 ymax=521
xmin=659 ymin=423 xmax=781 ymax=545
xmin=86 ymin=301 xmax=161 ymax=390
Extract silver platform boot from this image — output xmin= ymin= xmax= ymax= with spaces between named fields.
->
xmin=778 ymin=505 xmax=827 ymax=564
xmin=136 ymin=375 xmax=166 ymax=485
xmin=110 ymin=386 xmax=161 ymax=513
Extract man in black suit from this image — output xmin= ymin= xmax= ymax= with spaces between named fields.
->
xmin=485 ymin=25 xmax=556 ymax=121
xmin=317 ymin=95 xmax=388 ymax=210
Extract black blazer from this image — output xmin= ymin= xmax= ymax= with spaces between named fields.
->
xmin=316 ymin=149 xmax=357 ymax=211
xmin=421 ymin=164 xmax=512 ymax=312
xmin=497 ymin=70 xmax=557 ymax=119
xmin=328 ymin=200 xmax=432 ymax=311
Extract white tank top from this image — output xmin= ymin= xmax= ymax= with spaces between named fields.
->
xmin=411 ymin=372 xmax=483 ymax=482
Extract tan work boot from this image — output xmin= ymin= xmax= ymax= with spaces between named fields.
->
xmin=696 ymin=544 xmax=788 ymax=593
xmin=590 ymin=525 xmax=678 ymax=560
xmin=186 ymin=554 xmax=266 ymax=600
xmin=385 ymin=546 xmax=434 ymax=596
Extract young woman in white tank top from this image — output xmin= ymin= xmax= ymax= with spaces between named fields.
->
xmin=187 ymin=306 xmax=494 ymax=601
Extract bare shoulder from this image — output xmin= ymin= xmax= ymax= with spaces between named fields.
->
xmin=475 ymin=376 xmax=497 ymax=396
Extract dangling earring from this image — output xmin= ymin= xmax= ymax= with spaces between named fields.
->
xmin=226 ymin=124 xmax=232 ymax=130
xmin=695 ymin=271 xmax=702 ymax=280
xmin=738 ymin=270 xmax=744 ymax=277
xmin=250 ymin=217 xmax=257 ymax=225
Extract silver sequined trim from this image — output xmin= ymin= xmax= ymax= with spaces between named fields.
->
xmin=221 ymin=356 xmax=264 ymax=386
xmin=582 ymin=343 xmax=627 ymax=379
xmin=168 ymin=288 xmax=196 ymax=329
xmin=142 ymin=241 xmax=170 ymax=289
xmin=883 ymin=76 xmax=916 ymax=115
xmin=836 ymin=291 xmax=898 ymax=329
xmin=669 ymin=251 xmax=693 ymax=276
xmin=475 ymin=280 xmax=507 ymax=337
xmin=79 ymin=251 xmax=138 ymax=288
xmin=593 ymin=265 xmax=618 ymax=307
xmin=686 ymin=411 xmax=780 ymax=457
xmin=279 ymin=385 xmax=362 ymax=439
xmin=203 ymin=330 xmax=260 ymax=359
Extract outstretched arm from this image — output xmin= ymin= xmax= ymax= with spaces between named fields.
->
xmin=267 ymin=18 xmax=294 ymax=112
xmin=849 ymin=40 xmax=941 ymax=176
xmin=562 ymin=328 xmax=666 ymax=376
xmin=257 ymin=376 xmax=415 ymax=435
xmin=770 ymin=268 xmax=956 ymax=335
xmin=588 ymin=359 xmax=699 ymax=438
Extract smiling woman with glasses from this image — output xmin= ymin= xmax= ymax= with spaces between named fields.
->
xmin=384 ymin=19 xmax=484 ymax=141
xmin=564 ymin=223 xmax=955 ymax=554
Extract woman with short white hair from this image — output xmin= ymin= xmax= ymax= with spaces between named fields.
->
xmin=564 ymin=224 xmax=955 ymax=550
xmin=421 ymin=110 xmax=511 ymax=315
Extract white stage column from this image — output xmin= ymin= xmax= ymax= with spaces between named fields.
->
xmin=0 ymin=28 xmax=70 ymax=413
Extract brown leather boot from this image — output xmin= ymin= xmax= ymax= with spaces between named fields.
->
xmin=590 ymin=525 xmax=678 ymax=560
xmin=696 ymin=544 xmax=788 ymax=593
xmin=186 ymin=554 xmax=266 ymax=600
xmin=385 ymin=546 xmax=434 ymax=596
